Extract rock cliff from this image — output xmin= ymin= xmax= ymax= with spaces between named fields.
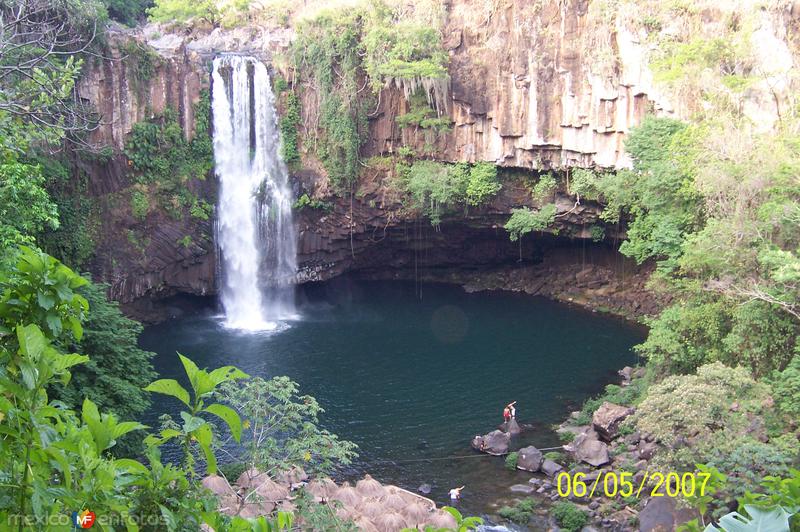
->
xmin=73 ymin=0 xmax=799 ymax=316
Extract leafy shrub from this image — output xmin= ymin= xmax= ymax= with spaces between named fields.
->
xmin=637 ymin=300 xmax=730 ymax=374
xmin=293 ymin=193 xmax=333 ymax=212
xmin=551 ymin=501 xmax=588 ymax=531
xmin=465 ymin=162 xmax=501 ymax=206
xmin=147 ymin=0 xmax=219 ymax=24
xmin=532 ymin=172 xmax=557 ymax=203
xmin=569 ymin=168 xmax=601 ymax=201
xmin=771 ymin=355 xmax=800 ymax=419
xmin=130 ymin=188 xmax=149 ymax=220
xmin=279 ymin=90 xmax=301 ymax=166
xmin=498 ymin=498 xmax=537 ymax=523
xmin=401 ymin=161 xmax=500 ymax=226
xmin=631 ymin=363 xmax=772 ymax=471
xmin=505 ymin=451 xmax=518 ymax=470
xmin=505 ymin=204 xmax=557 ymax=241
xmin=124 ymin=92 xmax=213 ymax=219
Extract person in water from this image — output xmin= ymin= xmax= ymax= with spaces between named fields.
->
xmin=449 ymin=486 xmax=465 ymax=501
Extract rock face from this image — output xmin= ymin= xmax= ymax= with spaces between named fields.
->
xmin=516 ymin=446 xmax=544 ymax=472
xmin=471 ymin=430 xmax=511 ymax=455
xmin=73 ymin=2 xmax=799 ymax=312
xmin=591 ymin=402 xmax=634 ymax=442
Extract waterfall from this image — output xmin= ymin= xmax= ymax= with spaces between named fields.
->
xmin=212 ymin=55 xmax=297 ymax=331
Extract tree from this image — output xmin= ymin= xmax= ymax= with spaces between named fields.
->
xmin=147 ymin=0 xmax=219 ymax=25
xmin=215 ymin=376 xmax=358 ymax=479
xmin=0 ymin=0 xmax=105 ymax=148
xmin=0 ymin=160 xmax=59 ymax=261
xmin=50 ymin=280 xmax=156 ymax=456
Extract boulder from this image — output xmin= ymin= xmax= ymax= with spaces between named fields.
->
xmin=417 ymin=483 xmax=432 ymax=495
xmin=541 ymin=459 xmax=564 ymax=477
xmin=510 ymin=484 xmax=535 ymax=494
xmin=516 ymin=446 xmax=544 ymax=472
xmin=470 ymin=430 xmax=510 ymax=455
xmin=638 ymin=440 xmax=658 ymax=460
xmin=202 ymin=475 xmax=234 ymax=497
xmin=591 ymin=402 xmax=633 ymax=442
xmin=566 ymin=430 xmax=610 ymax=467
xmin=639 ymin=496 xmax=696 ymax=532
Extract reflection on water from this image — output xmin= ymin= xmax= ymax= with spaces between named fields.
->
xmin=139 ymin=279 xmax=645 ymax=516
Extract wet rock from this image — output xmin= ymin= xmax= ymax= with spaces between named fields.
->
xmin=471 ymin=430 xmax=510 ymax=455
xmin=639 ymin=496 xmax=696 ymax=532
xmin=592 ymin=402 xmax=633 ymax=442
xmin=516 ymin=446 xmax=544 ymax=472
xmin=417 ymin=483 xmax=432 ymax=495
xmin=541 ymin=459 xmax=564 ymax=478
xmin=510 ymin=484 xmax=535 ymax=494
xmin=501 ymin=418 xmax=522 ymax=435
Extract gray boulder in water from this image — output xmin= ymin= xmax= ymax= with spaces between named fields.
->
xmin=500 ymin=418 xmax=522 ymax=435
xmin=516 ymin=446 xmax=543 ymax=472
xmin=471 ymin=430 xmax=511 ymax=455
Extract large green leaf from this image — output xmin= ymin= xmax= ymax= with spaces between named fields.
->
xmin=17 ymin=323 xmax=46 ymax=359
xmin=144 ymin=379 xmax=190 ymax=406
xmin=180 ymin=411 xmax=206 ymax=433
xmin=177 ymin=353 xmax=201 ymax=394
xmin=204 ymin=403 xmax=243 ymax=442
xmin=52 ymin=353 xmax=89 ymax=373
xmin=706 ymin=505 xmax=795 ymax=532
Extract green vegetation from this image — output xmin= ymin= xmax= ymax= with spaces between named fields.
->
xmin=103 ymin=0 xmax=152 ymax=25
xmin=0 ymin=247 xmax=370 ymax=529
xmin=551 ymin=501 xmax=589 ymax=531
xmin=504 ymin=451 xmax=518 ymax=470
xmin=395 ymin=89 xmax=453 ymax=144
xmin=291 ymin=1 xmax=449 ymax=193
xmin=130 ymin=188 xmax=150 ymax=220
xmin=216 ymin=377 xmax=358 ymax=476
xmin=279 ymin=90 xmax=301 ymax=166
xmin=400 ymin=160 xmax=501 ymax=226
xmin=124 ymin=91 xmax=213 ymax=220
xmin=531 ymin=172 xmax=557 ymax=203
xmin=293 ymin=193 xmax=333 ymax=212
xmin=0 ymin=159 xmax=60 ymax=262
xmin=497 ymin=498 xmax=537 ymax=524
xmin=51 ymin=281 xmax=157 ymax=456
xmin=505 ymin=205 xmax=557 ymax=241
xmin=147 ymin=0 xmax=220 ymax=25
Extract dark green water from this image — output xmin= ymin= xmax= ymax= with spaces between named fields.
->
xmin=139 ymin=279 xmax=645 ymax=514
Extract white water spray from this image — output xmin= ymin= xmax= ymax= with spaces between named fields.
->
xmin=212 ymin=55 xmax=297 ymax=331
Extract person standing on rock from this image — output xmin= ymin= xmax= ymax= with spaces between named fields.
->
xmin=449 ymin=486 xmax=465 ymax=502
xmin=505 ymin=401 xmax=516 ymax=420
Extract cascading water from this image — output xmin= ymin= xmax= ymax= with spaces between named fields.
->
xmin=212 ymin=55 xmax=297 ymax=331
